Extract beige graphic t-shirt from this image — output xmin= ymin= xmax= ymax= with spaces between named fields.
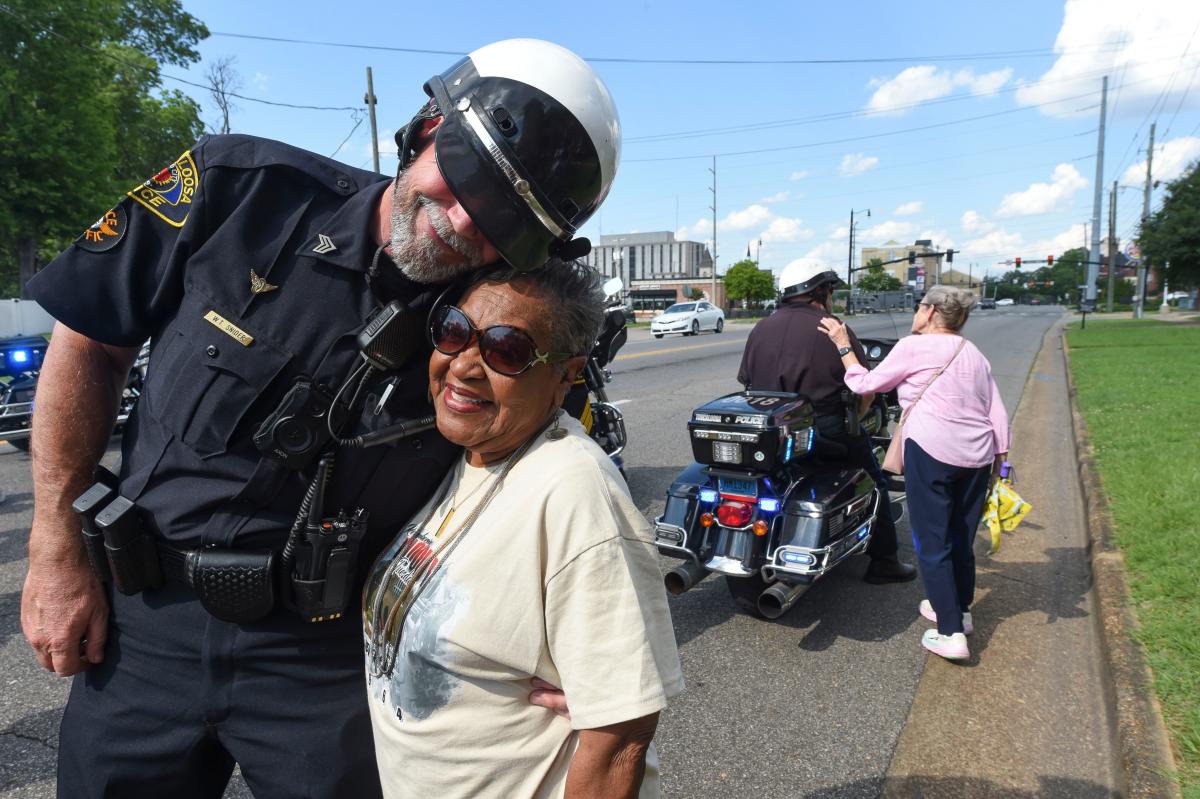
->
xmin=363 ymin=418 xmax=684 ymax=798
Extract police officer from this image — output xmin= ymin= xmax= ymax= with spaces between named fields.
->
xmin=20 ymin=39 xmax=621 ymax=798
xmin=737 ymin=258 xmax=917 ymax=584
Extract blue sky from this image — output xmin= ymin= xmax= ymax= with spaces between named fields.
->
xmin=175 ymin=0 xmax=1200 ymax=280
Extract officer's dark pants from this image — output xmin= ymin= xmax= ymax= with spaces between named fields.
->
xmin=904 ymin=439 xmax=992 ymax=635
xmin=815 ymin=414 xmax=899 ymax=560
xmin=57 ymin=582 xmax=381 ymax=799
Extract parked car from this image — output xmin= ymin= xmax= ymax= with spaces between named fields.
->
xmin=979 ymin=297 xmax=997 ymax=309
xmin=996 ymin=298 xmax=1015 ymax=307
xmin=651 ymin=301 xmax=725 ymax=338
xmin=1029 ymin=298 xmax=1043 ymax=306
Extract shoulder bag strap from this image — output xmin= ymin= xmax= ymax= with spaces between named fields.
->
xmin=897 ymin=337 xmax=967 ymax=424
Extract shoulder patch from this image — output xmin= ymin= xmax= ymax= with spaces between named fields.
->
xmin=127 ymin=150 xmax=199 ymax=228
xmin=75 ymin=206 xmax=128 ymax=253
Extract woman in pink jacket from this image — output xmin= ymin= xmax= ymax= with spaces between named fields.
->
xmin=819 ymin=286 xmax=1009 ymax=661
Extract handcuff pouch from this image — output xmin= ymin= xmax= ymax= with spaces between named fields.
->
xmin=185 ymin=549 xmax=276 ymax=623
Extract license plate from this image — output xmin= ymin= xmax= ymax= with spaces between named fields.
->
xmin=718 ymin=477 xmax=757 ymax=498
xmin=712 ymin=442 xmax=742 ymax=464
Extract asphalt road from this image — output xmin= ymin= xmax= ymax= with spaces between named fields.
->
xmin=0 ymin=305 xmax=1064 ymax=798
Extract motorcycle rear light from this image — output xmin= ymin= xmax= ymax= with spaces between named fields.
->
xmin=698 ymin=488 xmax=718 ymax=504
xmin=752 ymin=520 xmax=768 ymax=537
xmin=700 ymin=512 xmax=715 ymax=528
xmin=716 ymin=501 xmax=753 ymax=528
xmin=758 ymin=498 xmax=780 ymax=513
xmin=712 ymin=442 xmax=741 ymax=463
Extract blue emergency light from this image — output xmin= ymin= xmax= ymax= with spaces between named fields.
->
xmin=10 ymin=350 xmax=28 ymax=364
xmin=758 ymin=498 xmax=780 ymax=513
xmin=698 ymin=488 xmax=718 ymax=504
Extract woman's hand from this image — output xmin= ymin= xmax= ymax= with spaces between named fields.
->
xmin=530 ymin=677 xmax=570 ymax=719
xmin=818 ymin=317 xmax=852 ymax=350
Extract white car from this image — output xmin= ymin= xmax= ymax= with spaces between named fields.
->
xmin=650 ymin=301 xmax=725 ymax=338
xmin=996 ymin=298 xmax=1015 ymax=307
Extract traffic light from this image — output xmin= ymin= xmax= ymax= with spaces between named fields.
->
xmin=907 ymin=251 xmax=916 ymax=265
xmin=1015 ymin=257 xmax=1022 ymax=268
xmin=945 ymin=248 xmax=954 ymax=263
xmin=1046 ymin=255 xmax=1054 ymax=266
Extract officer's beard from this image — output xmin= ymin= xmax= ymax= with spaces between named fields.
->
xmin=388 ymin=179 xmax=488 ymax=284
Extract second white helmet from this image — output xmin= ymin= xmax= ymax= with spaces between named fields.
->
xmin=777 ymin=258 xmax=844 ymax=300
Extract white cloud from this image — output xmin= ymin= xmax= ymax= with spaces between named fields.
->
xmin=760 ymin=217 xmax=814 ymax=243
xmin=894 ymin=200 xmax=923 ymax=216
xmin=722 ymin=204 xmax=774 ymax=231
xmin=862 ymin=220 xmax=917 ymax=242
xmin=960 ymin=210 xmax=995 ymax=235
xmin=800 ymin=241 xmax=847 ymax=263
xmin=961 ymin=230 xmax=1025 ymax=260
xmin=919 ymin=230 xmax=957 ymax=250
xmin=1016 ymin=0 xmax=1200 ymax=117
xmin=676 ymin=217 xmax=710 ymax=242
xmin=757 ymin=190 xmax=790 ymax=205
xmin=365 ymin=129 xmax=397 ymax=162
xmin=254 ymin=72 xmax=270 ymax=93
xmin=997 ymin=163 xmax=1088 ymax=217
xmin=789 ymin=170 xmax=809 ymax=181
xmin=1121 ymin=136 xmax=1200 ymax=185
xmin=840 ymin=152 xmax=880 ymax=176
xmin=865 ymin=66 xmax=1013 ymax=114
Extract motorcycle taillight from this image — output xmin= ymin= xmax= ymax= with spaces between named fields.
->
xmin=716 ymin=501 xmax=753 ymax=528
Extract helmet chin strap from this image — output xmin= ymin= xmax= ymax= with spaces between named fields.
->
xmin=395 ymin=99 xmax=441 ymax=171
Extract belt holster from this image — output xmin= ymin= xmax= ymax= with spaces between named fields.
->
xmin=184 ymin=548 xmax=277 ymax=623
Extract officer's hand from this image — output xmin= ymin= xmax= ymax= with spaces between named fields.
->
xmin=21 ymin=552 xmax=109 ymax=676
xmin=818 ymin=317 xmax=852 ymax=349
xmin=529 ymin=676 xmax=571 ymax=720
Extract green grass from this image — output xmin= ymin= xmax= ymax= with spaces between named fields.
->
xmin=1066 ymin=319 xmax=1200 ymax=797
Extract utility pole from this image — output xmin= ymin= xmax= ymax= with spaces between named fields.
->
xmin=1086 ymin=75 xmax=1108 ymax=306
xmin=365 ymin=67 xmax=380 ymax=173
xmin=708 ymin=156 xmax=718 ymax=306
xmin=1136 ymin=122 xmax=1154 ymax=319
xmin=1106 ymin=180 xmax=1117 ymax=311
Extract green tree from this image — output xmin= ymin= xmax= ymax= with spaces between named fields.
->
xmin=0 ymin=0 xmax=208 ymax=296
xmin=1140 ymin=160 xmax=1200 ymax=289
xmin=856 ymin=258 xmax=902 ymax=292
xmin=687 ymin=287 xmax=705 ymax=301
xmin=723 ymin=259 xmax=775 ymax=304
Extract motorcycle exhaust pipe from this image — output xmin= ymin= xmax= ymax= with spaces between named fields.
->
xmin=664 ymin=560 xmax=709 ymax=596
xmin=757 ymin=581 xmax=809 ymax=619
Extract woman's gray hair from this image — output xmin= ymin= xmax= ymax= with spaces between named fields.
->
xmin=469 ymin=259 xmax=605 ymax=356
xmin=923 ymin=285 xmax=976 ymax=332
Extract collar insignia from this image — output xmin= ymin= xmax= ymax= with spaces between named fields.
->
xmin=313 ymin=233 xmax=338 ymax=255
xmin=249 ymin=269 xmax=279 ymax=295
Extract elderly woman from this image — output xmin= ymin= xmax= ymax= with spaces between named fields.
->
xmin=818 ymin=286 xmax=1009 ymax=662
xmin=362 ymin=261 xmax=684 ymax=798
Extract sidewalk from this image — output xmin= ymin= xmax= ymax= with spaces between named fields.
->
xmin=882 ymin=318 xmax=1121 ymax=798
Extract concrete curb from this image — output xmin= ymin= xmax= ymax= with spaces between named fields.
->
xmin=1061 ymin=328 xmax=1182 ymax=799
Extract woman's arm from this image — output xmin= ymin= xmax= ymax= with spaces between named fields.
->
xmin=818 ymin=317 xmax=912 ymax=395
xmin=565 ymin=713 xmax=660 ymax=799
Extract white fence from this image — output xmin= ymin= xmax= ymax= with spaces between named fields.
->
xmin=0 ymin=299 xmax=56 ymax=338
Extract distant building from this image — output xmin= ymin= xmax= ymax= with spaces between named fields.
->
xmin=582 ymin=231 xmax=723 ymax=312
xmin=860 ymin=239 xmax=942 ymax=288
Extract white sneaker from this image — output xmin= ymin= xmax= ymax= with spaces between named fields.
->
xmin=919 ymin=599 xmax=973 ymax=635
xmin=922 ymin=629 xmax=970 ymax=661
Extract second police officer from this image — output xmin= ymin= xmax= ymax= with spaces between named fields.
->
xmin=20 ymin=39 xmax=621 ymax=798
xmin=737 ymin=258 xmax=918 ymax=584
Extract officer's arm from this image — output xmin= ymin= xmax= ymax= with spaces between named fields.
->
xmin=21 ymin=323 xmax=137 ymax=676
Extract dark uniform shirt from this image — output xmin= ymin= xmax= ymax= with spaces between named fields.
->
xmin=737 ymin=300 xmax=867 ymax=416
xmin=27 ymin=134 xmax=460 ymax=572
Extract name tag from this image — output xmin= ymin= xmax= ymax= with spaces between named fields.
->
xmin=203 ymin=311 xmax=254 ymax=346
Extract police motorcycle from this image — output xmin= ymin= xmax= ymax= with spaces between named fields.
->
xmin=577 ymin=277 xmax=629 ymax=468
xmin=653 ymin=342 xmax=904 ymax=620
xmin=0 ymin=338 xmax=148 ymax=452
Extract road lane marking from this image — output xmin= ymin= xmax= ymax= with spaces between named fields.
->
xmin=615 ymin=338 xmax=745 ymax=361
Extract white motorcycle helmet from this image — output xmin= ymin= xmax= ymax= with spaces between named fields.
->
xmin=396 ymin=39 xmax=621 ymax=271
xmin=777 ymin=258 xmax=844 ymax=301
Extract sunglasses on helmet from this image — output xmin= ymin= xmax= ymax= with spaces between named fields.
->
xmin=429 ymin=305 xmax=573 ymax=376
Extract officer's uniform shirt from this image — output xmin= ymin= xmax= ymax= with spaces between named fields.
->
xmin=737 ymin=299 xmax=867 ymax=417
xmin=28 ymin=134 xmax=459 ymax=570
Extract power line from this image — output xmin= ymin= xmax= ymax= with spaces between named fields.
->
xmin=0 ymin=3 xmax=363 ymax=112
xmin=210 ymin=31 xmax=1143 ymax=66
xmin=329 ymin=112 xmax=366 ymax=158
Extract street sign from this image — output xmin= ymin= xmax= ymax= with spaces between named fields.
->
xmin=1124 ymin=241 xmax=1141 ymax=259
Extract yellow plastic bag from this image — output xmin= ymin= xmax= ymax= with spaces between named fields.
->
xmin=984 ymin=478 xmax=1032 ymax=554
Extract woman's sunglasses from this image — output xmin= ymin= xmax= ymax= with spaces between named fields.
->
xmin=429 ymin=305 xmax=573 ymax=376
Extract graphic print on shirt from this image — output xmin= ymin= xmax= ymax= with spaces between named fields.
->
xmin=365 ymin=525 xmax=468 ymax=722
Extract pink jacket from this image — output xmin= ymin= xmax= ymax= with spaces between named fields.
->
xmin=843 ymin=334 xmax=1010 ymax=469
